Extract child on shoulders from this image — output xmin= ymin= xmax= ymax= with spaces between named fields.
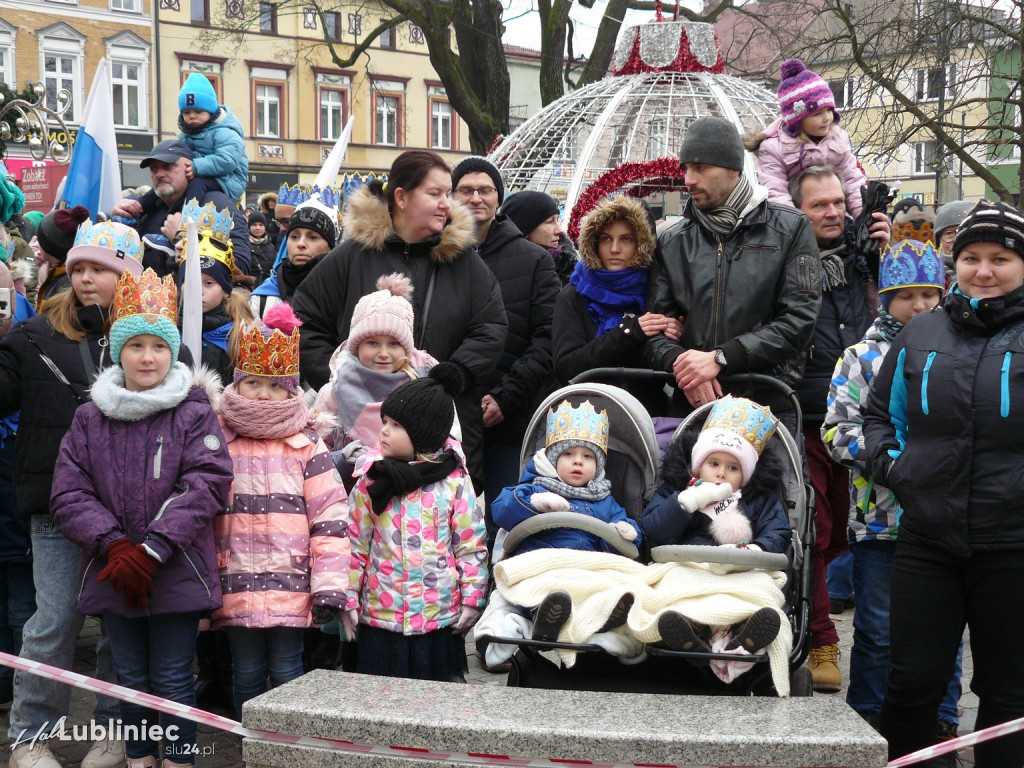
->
xmin=745 ymin=59 xmax=866 ymax=216
xmin=176 ymin=73 xmax=248 ymax=202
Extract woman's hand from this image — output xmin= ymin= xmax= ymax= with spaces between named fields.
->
xmin=637 ymin=313 xmax=679 ymax=338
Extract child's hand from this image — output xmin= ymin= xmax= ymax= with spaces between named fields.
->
xmin=613 ymin=521 xmax=637 ymax=541
xmin=184 ymin=159 xmax=195 ymax=180
xmin=341 ymin=609 xmax=359 ymax=642
xmin=454 ymin=606 xmax=481 ymax=634
xmin=530 ymin=491 xmax=570 ymax=513
xmin=677 ymin=482 xmax=733 ymax=513
xmin=311 ymin=605 xmax=337 ymax=626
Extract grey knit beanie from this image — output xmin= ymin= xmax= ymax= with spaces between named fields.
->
xmin=934 ymin=200 xmax=975 ymax=239
xmin=678 ymin=117 xmax=745 ymax=171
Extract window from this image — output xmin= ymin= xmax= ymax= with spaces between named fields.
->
xmin=42 ymin=55 xmax=78 ymax=123
xmin=110 ymin=0 xmax=141 ymax=11
xmin=379 ymin=26 xmax=395 ymax=48
xmin=259 ymin=3 xmax=277 ymax=33
xmin=913 ymin=141 xmax=939 ymax=175
xmin=430 ymin=99 xmax=452 ymax=150
xmin=39 ymin=24 xmax=85 ymax=124
xmin=0 ymin=22 xmax=15 ymax=89
xmin=110 ymin=60 xmax=142 ymax=128
xmin=829 ymin=78 xmax=854 ymax=110
xmin=323 ymin=12 xmax=341 ymax=40
xmin=255 ymin=83 xmax=281 ymax=137
xmin=375 ymin=94 xmax=400 ymax=146
xmin=646 ymin=118 xmax=667 ymax=160
xmin=916 ymin=66 xmax=954 ymax=102
xmin=191 ymin=0 xmax=209 ymax=25
xmin=320 ymin=88 xmax=347 ymax=140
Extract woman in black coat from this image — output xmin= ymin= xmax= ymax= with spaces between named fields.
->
xmin=552 ymin=196 xmax=679 ymax=414
xmin=863 ymin=201 xmax=1024 ymax=765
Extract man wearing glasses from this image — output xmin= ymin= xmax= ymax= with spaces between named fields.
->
xmin=933 ymin=200 xmax=975 ymax=285
xmin=450 ymin=157 xmax=560 ymax=547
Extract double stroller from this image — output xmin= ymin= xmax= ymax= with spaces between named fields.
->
xmin=477 ymin=372 xmax=815 ymax=697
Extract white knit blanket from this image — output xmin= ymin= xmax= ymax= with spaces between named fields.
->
xmin=494 ymin=549 xmax=793 ymax=696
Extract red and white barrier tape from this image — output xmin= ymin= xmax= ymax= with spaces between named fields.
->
xmin=3 ymin=649 xmax=1023 ymax=767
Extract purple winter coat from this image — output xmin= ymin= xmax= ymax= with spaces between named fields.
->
xmin=51 ymin=364 xmax=233 ymax=617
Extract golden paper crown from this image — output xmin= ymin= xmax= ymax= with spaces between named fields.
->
xmin=236 ymin=322 xmax=299 ymax=379
xmin=545 ymin=399 xmax=609 ymax=454
xmin=701 ymin=396 xmax=778 ymax=457
xmin=111 ymin=268 xmax=178 ymax=325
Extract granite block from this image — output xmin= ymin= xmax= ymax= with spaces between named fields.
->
xmin=241 ymin=670 xmax=887 ymax=767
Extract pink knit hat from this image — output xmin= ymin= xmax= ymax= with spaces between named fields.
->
xmin=777 ymin=58 xmax=839 ymax=137
xmin=347 ymin=273 xmax=415 ymax=356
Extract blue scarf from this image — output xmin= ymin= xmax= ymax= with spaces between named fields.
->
xmin=570 ymin=261 xmax=649 ymax=337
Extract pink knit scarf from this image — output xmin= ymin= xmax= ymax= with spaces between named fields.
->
xmin=220 ymin=385 xmax=311 ymax=440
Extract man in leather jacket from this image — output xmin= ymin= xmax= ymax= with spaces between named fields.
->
xmin=644 ymin=116 xmax=822 ymax=418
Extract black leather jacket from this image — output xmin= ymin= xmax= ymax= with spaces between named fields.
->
xmin=644 ymin=196 xmax=822 ymax=409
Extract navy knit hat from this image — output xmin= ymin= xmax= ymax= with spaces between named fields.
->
xmin=452 ymin=156 xmax=505 ymax=204
xmin=953 ymin=201 xmax=1024 ymax=262
xmin=501 ymin=192 xmax=559 ymax=238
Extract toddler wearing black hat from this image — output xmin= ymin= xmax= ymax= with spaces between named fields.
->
xmin=342 ymin=362 xmax=488 ymax=682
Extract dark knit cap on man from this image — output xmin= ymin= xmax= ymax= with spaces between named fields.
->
xmin=380 ymin=362 xmax=464 ymax=454
xmin=678 ymin=116 xmax=745 ymax=171
xmin=953 ymin=200 xmax=1024 ymax=262
xmin=501 ymin=191 xmax=559 ymax=238
xmin=451 ymin=156 xmax=505 ymax=204
xmin=37 ymin=206 xmax=90 ymax=263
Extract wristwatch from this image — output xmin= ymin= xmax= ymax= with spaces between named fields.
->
xmin=714 ymin=348 xmax=728 ymax=369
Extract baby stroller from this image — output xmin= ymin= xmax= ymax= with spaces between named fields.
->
xmin=477 ymin=372 xmax=814 ymax=697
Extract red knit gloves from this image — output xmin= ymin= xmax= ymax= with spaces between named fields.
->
xmin=98 ymin=538 xmax=160 ymax=608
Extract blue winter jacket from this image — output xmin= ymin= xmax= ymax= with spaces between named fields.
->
xmin=491 ymin=459 xmax=642 ymax=554
xmin=180 ymin=106 xmax=249 ymax=202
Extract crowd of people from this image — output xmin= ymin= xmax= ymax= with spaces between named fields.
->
xmin=0 ymin=54 xmax=1018 ymax=768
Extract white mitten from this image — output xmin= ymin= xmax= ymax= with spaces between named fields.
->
xmin=340 ymin=440 xmax=369 ymax=465
xmin=530 ymin=491 xmax=570 ymax=512
xmin=341 ymin=609 xmax=359 ymax=642
xmin=677 ymin=481 xmax=733 ymax=513
xmin=613 ymin=520 xmax=638 ymax=541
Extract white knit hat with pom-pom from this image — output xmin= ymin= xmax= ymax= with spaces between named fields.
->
xmin=347 ymin=273 xmax=415 ymax=356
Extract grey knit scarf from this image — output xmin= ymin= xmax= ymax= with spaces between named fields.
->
xmin=818 ymin=243 xmax=848 ymax=293
xmin=689 ymin=174 xmax=754 ymax=240
xmin=531 ymin=449 xmax=612 ymax=503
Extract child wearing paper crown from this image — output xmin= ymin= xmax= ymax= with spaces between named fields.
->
xmin=51 ymin=268 xmax=234 ymax=768
xmin=822 ymin=240 xmax=963 ymax=733
xmin=212 ymin=303 xmax=350 ymax=718
xmin=175 ymin=199 xmax=254 ymax=385
xmin=639 ymin=396 xmax=791 ymax=678
xmin=176 ymin=72 xmax=248 ymax=202
xmin=312 ymin=272 xmax=439 ymax=485
xmin=476 ymin=400 xmax=642 ymax=661
xmin=343 ymin=363 xmax=488 ymax=682
xmin=744 ymin=58 xmax=867 ymax=216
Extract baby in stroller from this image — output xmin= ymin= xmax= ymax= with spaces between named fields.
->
xmin=640 ymin=396 xmax=791 ymax=683
xmin=477 ymin=399 xmax=643 ymax=663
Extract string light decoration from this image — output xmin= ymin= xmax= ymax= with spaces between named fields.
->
xmin=488 ymin=20 xmax=778 ymax=226
xmin=0 ymin=82 xmax=73 ymax=163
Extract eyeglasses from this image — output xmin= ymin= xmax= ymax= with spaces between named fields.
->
xmin=940 ymin=229 xmax=957 ymax=242
xmin=454 ymin=186 xmax=497 ymax=199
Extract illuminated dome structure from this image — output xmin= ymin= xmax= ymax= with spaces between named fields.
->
xmin=488 ymin=19 xmax=779 ymax=237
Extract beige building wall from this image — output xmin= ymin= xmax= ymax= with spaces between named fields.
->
xmin=0 ymin=0 xmax=156 ymax=189
xmin=157 ymin=0 xmax=471 ymax=199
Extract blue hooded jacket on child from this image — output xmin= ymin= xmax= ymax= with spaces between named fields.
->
xmin=178 ymin=73 xmax=249 ymax=202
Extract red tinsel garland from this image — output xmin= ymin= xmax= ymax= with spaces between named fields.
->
xmin=613 ymin=26 xmax=725 ymax=77
xmin=567 ymin=158 xmax=688 ymax=240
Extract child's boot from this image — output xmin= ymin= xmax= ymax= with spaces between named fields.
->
xmin=597 ymin=592 xmax=634 ymax=633
xmin=532 ymin=590 xmax=572 ymax=641
xmin=125 ymin=757 xmax=158 ymax=768
xmin=82 ymin=737 xmax=127 ymax=768
xmin=726 ymin=607 xmax=781 ymax=653
xmin=657 ymin=610 xmax=711 ymax=666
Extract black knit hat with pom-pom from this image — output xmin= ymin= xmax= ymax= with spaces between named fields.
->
xmin=380 ymin=362 xmax=464 ymax=453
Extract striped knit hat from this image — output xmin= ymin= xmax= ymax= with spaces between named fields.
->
xmin=777 ymin=59 xmax=839 ymax=137
xmin=952 ymin=201 xmax=1024 ymax=262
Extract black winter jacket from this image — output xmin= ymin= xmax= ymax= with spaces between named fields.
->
xmin=796 ymin=223 xmax=877 ymax=423
xmin=864 ymin=287 xmax=1024 ymax=556
xmin=478 ymin=214 xmax=559 ymax=438
xmin=249 ymin=236 xmax=278 ymax=285
xmin=291 ymin=188 xmax=508 ymax=484
xmin=644 ymin=195 xmax=822 ymax=410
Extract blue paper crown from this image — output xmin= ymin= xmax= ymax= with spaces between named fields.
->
xmin=73 ymin=221 xmax=145 ymax=265
xmin=702 ymin=396 xmax=778 ymax=456
xmin=179 ymin=198 xmax=234 ymax=245
xmin=879 ymin=239 xmax=946 ymax=295
xmin=277 ymin=182 xmax=342 ymax=211
xmin=545 ymin=399 xmax=609 ymax=453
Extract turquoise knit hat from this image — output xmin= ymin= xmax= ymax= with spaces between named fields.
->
xmin=109 ymin=315 xmax=180 ymax=365
xmin=108 ymin=269 xmax=181 ymax=364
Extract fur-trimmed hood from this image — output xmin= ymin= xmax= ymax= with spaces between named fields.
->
xmin=577 ymin=196 xmax=656 ymax=271
xmin=661 ymin=418 xmax=785 ymax=499
xmin=91 ymin=363 xmax=224 ymax=422
xmin=258 ymin=192 xmax=277 ymax=215
xmin=342 ymin=185 xmax=477 ymax=264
